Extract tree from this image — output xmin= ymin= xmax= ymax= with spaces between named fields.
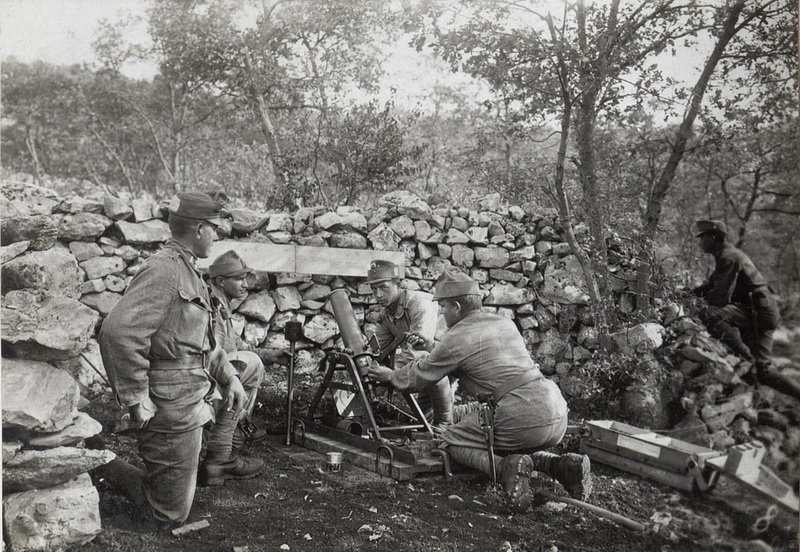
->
xmin=633 ymin=0 xmax=798 ymax=309
xmin=411 ymin=0 xmax=705 ymax=331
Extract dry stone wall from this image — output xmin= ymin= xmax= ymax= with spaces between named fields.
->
xmin=2 ymin=174 xmax=798 ymax=549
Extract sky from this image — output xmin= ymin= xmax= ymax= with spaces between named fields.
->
xmin=1 ymin=0 xmax=709 ymax=112
xmin=1 ymin=0 xmax=158 ymax=77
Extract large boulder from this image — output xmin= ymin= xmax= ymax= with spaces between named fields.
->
xmin=303 ymin=313 xmax=338 ymax=344
xmin=368 ymin=223 xmax=401 ymax=251
xmin=29 ymin=412 xmax=104 ymax=448
xmin=266 ymin=212 xmax=293 ymax=233
xmin=533 ymin=329 xmax=571 ymax=372
xmin=622 ymin=354 xmax=685 ymax=429
xmin=541 ymin=255 xmax=590 ymax=305
xmin=484 ymin=283 xmax=533 ymax=305
xmin=1 ymin=358 xmax=80 ymax=432
xmin=79 ymin=255 xmax=126 ymax=280
xmin=474 ymin=246 xmax=509 ymax=268
xmin=52 ymin=339 xmax=108 ymax=398
xmin=114 ymin=219 xmax=171 ymax=244
xmin=3 ymin=446 xmax=115 ymax=493
xmin=80 ymin=290 xmax=123 ymax=316
xmin=329 ymin=230 xmax=368 ymax=249
xmin=3 ymin=473 xmax=103 ymax=550
xmin=103 ymin=195 xmax=133 ymax=220
xmin=1 ymin=215 xmax=58 ymax=250
xmin=2 ymin=291 xmax=99 ymax=361
xmin=1 ymin=240 xmax=31 ymax=264
xmin=379 ymin=191 xmax=432 ymax=220
xmin=314 ymin=211 xmax=368 ymax=233
xmin=58 ymin=212 xmax=113 ymax=240
xmin=272 ymin=286 xmax=302 ymax=311
xmin=1 ymin=246 xmax=83 ymax=298
xmin=610 ymin=323 xmax=665 ymax=354
xmin=238 ymin=290 xmax=277 ymax=323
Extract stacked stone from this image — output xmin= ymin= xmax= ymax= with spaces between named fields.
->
xmin=3 ymin=173 xmax=798 ymax=540
xmin=1 ymin=178 xmax=124 ymax=551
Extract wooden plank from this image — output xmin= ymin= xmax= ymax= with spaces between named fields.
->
xmin=198 ymin=240 xmax=404 ymax=277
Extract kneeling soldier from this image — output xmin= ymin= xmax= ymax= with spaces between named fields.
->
xmin=366 ymin=260 xmax=453 ymax=427
xmin=368 ymin=270 xmax=591 ymax=512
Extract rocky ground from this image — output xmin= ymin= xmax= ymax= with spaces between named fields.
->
xmin=76 ymin=368 xmax=799 ymax=552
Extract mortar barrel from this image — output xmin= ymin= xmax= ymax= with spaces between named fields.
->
xmin=328 ymin=289 xmax=367 ymax=354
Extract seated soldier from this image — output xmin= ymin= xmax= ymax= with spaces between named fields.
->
xmin=203 ymin=250 xmax=289 ymax=483
xmin=368 ymin=270 xmax=591 ymax=512
xmin=366 ymin=260 xmax=453 ymax=427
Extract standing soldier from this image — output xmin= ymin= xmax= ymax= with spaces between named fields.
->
xmin=368 ymin=270 xmax=591 ymax=512
xmin=98 ymin=192 xmax=262 ymax=530
xmin=366 ymin=260 xmax=453 ymax=427
xmin=693 ymin=220 xmax=799 ymax=400
xmin=206 ymin=250 xmax=290 ymax=451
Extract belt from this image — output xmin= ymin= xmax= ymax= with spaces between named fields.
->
xmin=150 ymin=354 xmax=207 ymax=370
xmin=493 ymin=370 xmax=543 ymax=405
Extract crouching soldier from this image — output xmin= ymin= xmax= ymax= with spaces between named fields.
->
xmin=366 ymin=260 xmax=453 ymax=427
xmin=368 ymin=270 xmax=591 ymax=513
xmin=206 ymin=251 xmax=291 ymax=454
xmin=693 ymin=220 xmax=799 ymax=401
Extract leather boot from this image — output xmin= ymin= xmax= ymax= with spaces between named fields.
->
xmin=201 ymin=455 xmax=264 ymax=487
xmin=237 ymin=416 xmax=267 ymax=446
xmin=529 ymin=452 xmax=592 ymax=501
xmin=97 ymin=458 xmax=147 ymax=509
xmin=497 ymin=454 xmax=534 ymax=513
xmin=447 ymin=446 xmax=533 ymax=513
xmin=201 ymin=409 xmax=264 ymax=486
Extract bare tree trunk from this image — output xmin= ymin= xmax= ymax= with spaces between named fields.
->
xmin=24 ymin=122 xmax=43 ymax=185
xmin=242 ymin=48 xmax=284 ymax=188
xmin=634 ymin=0 xmax=748 ymax=310
xmin=545 ymin=13 xmax=603 ymax=318
xmin=88 ymin=126 xmax=136 ymax=193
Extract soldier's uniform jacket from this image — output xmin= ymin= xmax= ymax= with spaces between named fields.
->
xmin=99 ymin=239 xmax=237 ymax=433
xmin=208 ymin=281 xmax=255 ymax=355
xmin=388 ymin=311 xmax=567 ymax=430
xmin=375 ymin=289 xmax=438 ymax=365
xmin=695 ymin=243 xmax=771 ymax=307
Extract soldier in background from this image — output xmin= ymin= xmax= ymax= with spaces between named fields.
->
xmin=368 ymin=270 xmax=591 ymax=512
xmin=367 ymin=259 xmax=453 ymax=427
xmin=693 ymin=220 xmax=800 ymax=401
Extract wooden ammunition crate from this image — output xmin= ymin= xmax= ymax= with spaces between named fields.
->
xmin=579 ymin=420 xmax=725 ymax=492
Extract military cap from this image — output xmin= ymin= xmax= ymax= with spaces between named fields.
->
xmin=168 ymin=191 xmax=227 ymax=226
xmin=366 ymin=260 xmax=403 ymax=284
xmin=433 ymin=270 xmax=481 ymax=300
xmin=208 ymin=250 xmax=253 ymax=279
xmin=695 ymin=220 xmax=727 ymax=237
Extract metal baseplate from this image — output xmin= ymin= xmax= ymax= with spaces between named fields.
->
xmin=293 ymin=418 xmax=447 ymax=481
xmin=580 ymin=420 xmax=798 ymax=514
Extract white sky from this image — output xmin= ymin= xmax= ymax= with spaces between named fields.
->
xmin=1 ymin=0 xmax=708 ymax=111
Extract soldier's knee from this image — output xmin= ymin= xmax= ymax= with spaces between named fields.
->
xmin=234 ymin=351 xmax=265 ymax=387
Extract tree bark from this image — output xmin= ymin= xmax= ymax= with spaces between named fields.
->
xmin=545 ymin=12 xmax=603 ymax=318
xmin=24 ymin=120 xmax=43 ymax=185
xmin=243 ymin=47 xmax=284 ymax=191
xmin=634 ymin=0 xmax=748 ymax=311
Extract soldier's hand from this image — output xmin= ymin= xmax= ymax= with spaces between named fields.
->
xmin=224 ymin=376 xmax=248 ymax=419
xmin=366 ymin=364 xmax=393 ymax=383
xmin=259 ymin=348 xmax=292 ymax=367
xmin=130 ymin=396 xmax=158 ymax=428
xmin=406 ymin=333 xmax=434 ymax=352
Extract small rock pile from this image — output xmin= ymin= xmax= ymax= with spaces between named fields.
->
xmin=2 ymin=173 xmax=798 ymax=550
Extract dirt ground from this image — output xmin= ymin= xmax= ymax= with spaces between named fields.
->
xmin=77 ymin=374 xmax=799 ymax=552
